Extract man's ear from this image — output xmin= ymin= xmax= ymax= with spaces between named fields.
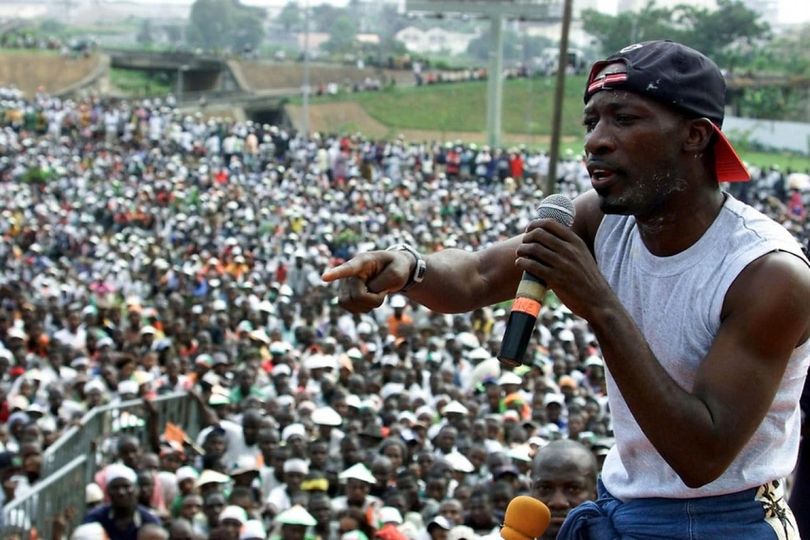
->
xmin=683 ymin=117 xmax=715 ymax=153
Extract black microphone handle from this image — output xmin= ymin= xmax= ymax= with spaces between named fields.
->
xmin=498 ymin=271 xmax=547 ymax=367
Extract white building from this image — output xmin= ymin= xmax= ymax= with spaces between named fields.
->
xmin=395 ymin=26 xmax=480 ymax=55
xmin=615 ymin=0 xmax=716 ymax=12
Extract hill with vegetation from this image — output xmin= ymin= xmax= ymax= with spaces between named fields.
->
xmin=0 ymin=50 xmax=103 ymax=96
xmin=288 ymin=76 xmax=810 ymax=171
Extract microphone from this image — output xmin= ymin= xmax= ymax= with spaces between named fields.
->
xmin=501 ymin=495 xmax=551 ymax=540
xmin=498 ymin=194 xmax=575 ymax=368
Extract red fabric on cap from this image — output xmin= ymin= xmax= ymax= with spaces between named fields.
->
xmin=712 ymin=124 xmax=750 ymax=183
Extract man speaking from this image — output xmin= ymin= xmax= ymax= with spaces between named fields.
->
xmin=323 ymin=40 xmax=809 ymax=536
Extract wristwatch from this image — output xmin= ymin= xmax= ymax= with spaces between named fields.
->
xmin=386 ymin=243 xmax=427 ymax=292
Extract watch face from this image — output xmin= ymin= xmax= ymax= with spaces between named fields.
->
xmin=415 ymin=260 xmax=427 ymax=282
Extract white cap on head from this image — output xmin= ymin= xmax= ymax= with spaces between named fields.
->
xmin=356 ymin=322 xmax=373 ymax=334
xmin=448 ymin=525 xmax=477 ymax=540
xmin=558 ymin=328 xmax=575 ymax=342
xmin=105 ymin=463 xmax=137 ymax=487
xmin=429 ymin=516 xmax=452 ymax=531
xmin=339 ymin=463 xmax=377 ymax=484
xmin=176 ymin=466 xmax=199 ymax=483
xmin=196 ymin=469 xmax=230 ymax=488
xmin=456 ymin=332 xmax=479 ymax=349
xmin=311 ymin=406 xmax=342 ymax=426
xmin=345 ymin=394 xmax=362 ymax=409
xmin=276 ymin=504 xmax=317 ymax=526
xmin=442 ymin=400 xmax=469 ymax=416
xmin=220 ymin=505 xmax=248 ymax=524
xmin=85 ymin=482 xmax=104 ymax=504
xmin=528 ymin=436 xmax=550 ymax=449
xmin=272 ymin=363 xmax=292 ymax=377
xmin=282 ymin=422 xmax=307 ymax=442
xmin=508 ymin=445 xmax=533 ymax=463
xmin=381 ymin=382 xmax=404 ymax=400
xmin=240 ymin=519 xmax=267 ymax=539
xmin=498 ymin=372 xmax=523 ymax=386
xmin=71 ymin=523 xmax=107 ymax=540
xmin=445 ymin=451 xmax=474 ymax=473
xmin=378 ymin=506 xmax=403 ymax=525
xmin=468 ymin=347 xmax=491 ymax=360
xmin=117 ymin=380 xmax=139 ymax=395
xmin=230 ymin=455 xmax=260 ymax=476
xmin=7 ymin=327 xmax=26 ymax=340
xmin=584 ymin=355 xmax=604 ymax=368
xmin=283 ymin=458 xmax=309 ymax=475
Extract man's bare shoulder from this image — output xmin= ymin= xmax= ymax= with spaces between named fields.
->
xmin=723 ymin=249 xmax=810 ymax=345
xmin=573 ymin=190 xmax=604 ymax=252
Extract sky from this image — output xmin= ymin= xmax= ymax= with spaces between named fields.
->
xmin=106 ymin=0 xmax=810 ymax=25
xmin=234 ymin=0 xmax=810 ymax=24
xmin=776 ymin=0 xmax=809 ymax=24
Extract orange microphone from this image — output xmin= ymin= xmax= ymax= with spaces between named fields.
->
xmin=501 ymin=496 xmax=552 ymax=540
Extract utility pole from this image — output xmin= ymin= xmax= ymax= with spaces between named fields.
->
xmin=302 ymin=0 xmax=311 ymax=138
xmin=546 ymin=0 xmax=573 ymax=196
xmin=485 ymin=14 xmax=503 ymax=148
xmin=407 ymin=1 xmax=560 ymax=151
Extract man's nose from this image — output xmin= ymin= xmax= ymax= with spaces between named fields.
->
xmin=584 ymin=120 xmax=615 ymax=157
xmin=547 ymin=488 xmax=570 ymax=510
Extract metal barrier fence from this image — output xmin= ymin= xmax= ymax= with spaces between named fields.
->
xmin=1 ymin=392 xmax=201 ymax=539
xmin=2 ymin=455 xmax=87 ymax=540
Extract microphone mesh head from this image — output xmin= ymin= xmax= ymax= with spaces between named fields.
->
xmin=536 ymin=194 xmax=575 ymax=228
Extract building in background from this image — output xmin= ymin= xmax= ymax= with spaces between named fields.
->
xmin=395 ymin=26 xmax=480 ymax=55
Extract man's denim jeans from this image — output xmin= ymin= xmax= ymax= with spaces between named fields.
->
xmin=557 ymin=478 xmax=799 ymax=539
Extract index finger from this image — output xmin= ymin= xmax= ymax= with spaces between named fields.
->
xmin=321 ymin=256 xmax=368 ymax=283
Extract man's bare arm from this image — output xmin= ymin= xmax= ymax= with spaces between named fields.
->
xmin=323 ymin=191 xmax=602 ymax=315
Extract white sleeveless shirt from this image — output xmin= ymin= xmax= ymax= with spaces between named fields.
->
xmin=594 ymin=193 xmax=810 ymax=499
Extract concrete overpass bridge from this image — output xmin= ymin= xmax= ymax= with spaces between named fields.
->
xmin=174 ymin=87 xmax=298 ymax=125
xmin=106 ymin=48 xmax=244 ymax=95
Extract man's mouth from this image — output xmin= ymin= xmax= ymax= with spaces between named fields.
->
xmin=588 ymin=164 xmax=619 ymax=189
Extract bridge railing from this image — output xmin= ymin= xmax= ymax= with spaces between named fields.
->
xmin=2 ymin=392 xmax=201 ymax=539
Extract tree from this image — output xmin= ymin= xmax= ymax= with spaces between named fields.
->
xmin=187 ymin=0 xmax=266 ymax=53
xmin=675 ymin=0 xmax=769 ymax=71
xmin=164 ymin=24 xmax=184 ymax=46
xmin=277 ymin=1 xmax=303 ymax=33
xmin=581 ymin=2 xmax=686 ymax=56
xmin=377 ymin=4 xmax=409 ymax=40
xmin=738 ymin=25 xmax=810 ymax=121
xmin=582 ymin=0 xmax=768 ymax=71
xmin=39 ymin=19 xmax=66 ymax=35
xmin=137 ymin=19 xmax=154 ymax=46
xmin=762 ymin=24 xmax=810 ymax=76
xmin=232 ymin=5 xmax=266 ymax=53
xmin=322 ymin=14 xmax=358 ymax=54
xmin=310 ymin=4 xmax=344 ymax=33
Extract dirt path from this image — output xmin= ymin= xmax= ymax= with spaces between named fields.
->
xmin=285 ymin=102 xmax=579 ymax=147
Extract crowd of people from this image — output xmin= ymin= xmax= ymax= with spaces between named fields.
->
xmin=0 ymin=85 xmax=807 ymax=540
